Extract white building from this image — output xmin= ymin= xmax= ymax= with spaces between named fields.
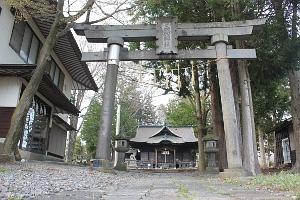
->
xmin=0 ymin=1 xmax=97 ymax=160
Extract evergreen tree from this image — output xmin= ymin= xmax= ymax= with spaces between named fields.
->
xmin=80 ymin=98 xmax=101 ymax=158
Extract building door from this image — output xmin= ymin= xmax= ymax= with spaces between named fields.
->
xmin=158 ymin=148 xmax=174 ymax=164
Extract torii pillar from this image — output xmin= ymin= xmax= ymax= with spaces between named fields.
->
xmin=212 ymin=34 xmax=245 ymax=177
xmin=94 ymin=37 xmax=123 ymax=167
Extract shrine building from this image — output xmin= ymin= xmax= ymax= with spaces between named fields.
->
xmin=129 ymin=126 xmax=198 ymax=169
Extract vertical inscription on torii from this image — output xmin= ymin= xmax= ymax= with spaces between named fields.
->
xmin=156 ymin=17 xmax=178 ymax=55
xmin=162 ymin=23 xmax=172 ymax=50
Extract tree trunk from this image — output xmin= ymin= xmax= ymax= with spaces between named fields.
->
xmin=236 ymin=42 xmax=260 ymax=175
xmin=258 ymin=127 xmax=266 ymax=169
xmin=208 ymin=64 xmax=227 ymax=171
xmin=289 ymin=0 xmax=300 ymax=173
xmin=3 ymin=14 xmax=63 ymax=156
xmin=65 ymin=90 xmax=85 ymax=163
xmin=289 ymin=70 xmax=300 ymax=172
xmin=229 ymin=62 xmax=243 ymax=156
xmin=192 ymin=62 xmax=205 ymax=172
xmin=231 ymin=1 xmax=260 ymax=175
xmin=248 ymin=76 xmax=261 ymax=171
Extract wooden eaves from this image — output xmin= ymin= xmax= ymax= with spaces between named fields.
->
xmin=0 ymin=64 xmax=80 ymax=116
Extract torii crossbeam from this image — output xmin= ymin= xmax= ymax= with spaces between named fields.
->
xmin=74 ymin=17 xmax=266 ymax=174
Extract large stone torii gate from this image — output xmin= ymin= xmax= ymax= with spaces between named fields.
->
xmin=74 ymin=17 xmax=266 ymax=175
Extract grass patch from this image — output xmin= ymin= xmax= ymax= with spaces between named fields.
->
xmin=177 ymin=184 xmax=194 ymax=200
xmin=223 ymin=177 xmax=241 ymax=185
xmin=251 ymin=172 xmax=300 ymax=192
xmin=223 ymin=172 xmax=300 ymax=198
xmin=251 ymin=172 xmax=300 ymax=199
xmin=0 ymin=166 xmax=7 ymax=173
xmin=223 ymin=172 xmax=300 ymax=193
xmin=207 ymin=185 xmax=232 ymax=196
xmin=8 ymin=196 xmax=22 ymax=200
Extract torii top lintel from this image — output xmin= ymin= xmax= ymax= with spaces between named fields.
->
xmin=74 ymin=17 xmax=266 ymax=44
xmin=74 ymin=17 xmax=266 ymax=61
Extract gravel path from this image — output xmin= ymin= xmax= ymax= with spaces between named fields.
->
xmin=100 ymin=172 xmax=294 ymax=200
xmin=0 ymin=162 xmax=296 ymax=200
xmin=0 ymin=161 xmax=134 ymax=199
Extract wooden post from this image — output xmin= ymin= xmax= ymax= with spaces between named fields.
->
xmin=174 ymin=148 xmax=176 ymax=168
xmin=155 ymin=148 xmax=158 ymax=169
xmin=113 ymin=104 xmax=121 ymax=167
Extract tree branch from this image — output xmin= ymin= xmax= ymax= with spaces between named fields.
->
xmin=64 ymin=0 xmax=95 ymax=23
xmin=87 ymin=1 xmax=135 ymax=24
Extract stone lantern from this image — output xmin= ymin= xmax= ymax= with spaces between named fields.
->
xmin=203 ymin=134 xmax=219 ymax=173
xmin=114 ymin=134 xmax=130 ymax=171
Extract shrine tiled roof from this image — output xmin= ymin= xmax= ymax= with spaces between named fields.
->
xmin=130 ymin=126 xmax=197 ymax=144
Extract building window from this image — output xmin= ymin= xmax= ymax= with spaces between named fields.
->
xmin=9 ymin=22 xmax=40 ymax=64
xmin=0 ymin=7 xmax=2 ymax=15
xmin=10 ymin=21 xmax=65 ymax=91
xmin=47 ymin=59 xmax=65 ymax=90
xmin=28 ymin=35 xmax=39 ymax=64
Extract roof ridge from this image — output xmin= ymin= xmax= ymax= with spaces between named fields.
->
xmin=138 ymin=125 xmax=194 ymax=128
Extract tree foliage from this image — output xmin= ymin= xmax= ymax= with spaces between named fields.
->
xmin=72 ymin=137 xmax=87 ymax=161
xmin=166 ymin=98 xmax=196 ymax=127
xmin=80 ymin=97 xmax=101 ymax=157
xmin=80 ymin=65 xmax=157 ymax=157
xmin=131 ymin=0 xmax=297 ymax=171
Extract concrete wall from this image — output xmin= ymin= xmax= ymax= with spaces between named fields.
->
xmin=0 ymin=2 xmax=24 ymax=64
xmin=0 ymin=77 xmax=21 ymax=107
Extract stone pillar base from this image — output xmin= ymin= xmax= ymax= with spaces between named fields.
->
xmin=92 ymin=159 xmax=113 ymax=169
xmin=114 ymin=162 xmax=127 ymax=171
xmin=219 ymin=168 xmax=247 ymax=179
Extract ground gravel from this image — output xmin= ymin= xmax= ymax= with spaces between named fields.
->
xmin=0 ymin=161 xmax=131 ymax=199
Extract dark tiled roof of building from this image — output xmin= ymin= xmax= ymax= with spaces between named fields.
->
xmin=130 ymin=126 xmax=197 ymax=144
xmin=34 ymin=17 xmax=98 ymax=91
